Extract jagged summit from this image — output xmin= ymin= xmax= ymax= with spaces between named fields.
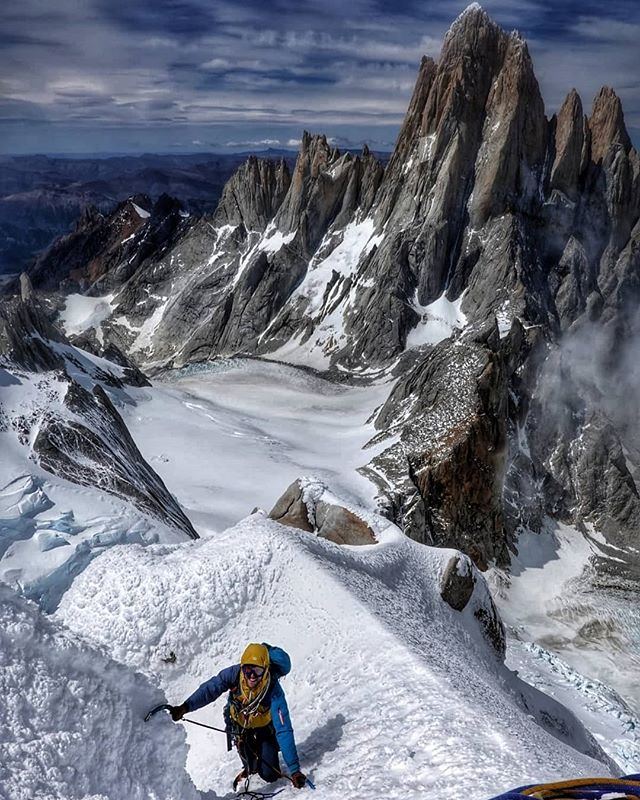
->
xmin=451 ymin=2 xmax=490 ymax=27
xmin=213 ymin=155 xmax=291 ymax=231
xmin=550 ymin=89 xmax=588 ymax=198
xmin=589 ymin=86 xmax=632 ymax=162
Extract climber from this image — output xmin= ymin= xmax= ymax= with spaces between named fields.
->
xmin=168 ymin=642 xmax=307 ymax=791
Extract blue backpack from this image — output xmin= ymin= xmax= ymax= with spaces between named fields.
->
xmin=264 ymin=643 xmax=291 ymax=678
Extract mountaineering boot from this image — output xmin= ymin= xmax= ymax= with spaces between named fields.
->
xmin=233 ymin=769 xmax=248 ymax=791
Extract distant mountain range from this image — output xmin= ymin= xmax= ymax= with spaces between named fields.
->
xmin=0 ymin=151 xmax=297 ymax=275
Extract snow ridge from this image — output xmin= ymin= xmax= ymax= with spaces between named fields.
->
xmin=56 ymin=515 xmax=615 ymax=799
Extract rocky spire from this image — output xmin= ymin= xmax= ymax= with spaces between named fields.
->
xmin=20 ymin=272 xmax=34 ymax=303
xmin=213 ymin=156 xmax=291 ymax=231
xmin=550 ymin=89 xmax=589 ymax=198
xmin=384 ymin=56 xmax=436 ymax=178
xmin=278 ymin=132 xmax=334 ymax=225
xmin=420 ymin=3 xmax=508 ymax=161
xmin=589 ymin=87 xmax=632 ymax=163
xmin=468 ymin=31 xmax=547 ymax=226
xmin=274 ymin=133 xmax=382 ymax=253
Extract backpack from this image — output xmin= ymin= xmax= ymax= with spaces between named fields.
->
xmin=264 ymin=643 xmax=291 ymax=679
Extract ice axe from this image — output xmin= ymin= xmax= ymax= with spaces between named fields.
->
xmin=144 ymin=703 xmax=172 ymax=722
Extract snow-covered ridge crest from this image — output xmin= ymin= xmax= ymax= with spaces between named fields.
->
xmin=56 ymin=512 xmax=616 ymax=797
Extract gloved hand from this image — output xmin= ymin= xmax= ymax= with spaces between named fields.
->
xmin=169 ymin=703 xmax=187 ymax=721
xmin=291 ymin=772 xmax=306 ymax=789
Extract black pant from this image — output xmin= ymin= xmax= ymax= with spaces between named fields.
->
xmin=237 ymin=724 xmax=281 ymax=783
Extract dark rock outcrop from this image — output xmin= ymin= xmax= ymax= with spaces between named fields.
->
xmin=363 ymin=328 xmax=509 ymax=568
xmin=440 ymin=552 xmax=506 ymax=657
xmin=268 ymin=480 xmax=314 ymax=532
xmin=314 ymin=502 xmax=377 ymax=546
xmin=33 ymin=381 xmax=197 ymax=538
xmin=27 ymin=193 xmax=190 ymax=294
xmin=1 ymin=294 xmax=197 ymax=540
xmin=440 ymin=554 xmax=475 ymax=611
xmin=269 ymin=480 xmax=377 ymax=545
xmin=0 ymin=294 xmax=66 ymax=372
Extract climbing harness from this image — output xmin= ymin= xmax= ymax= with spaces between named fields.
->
xmin=144 ymin=705 xmax=315 ymax=793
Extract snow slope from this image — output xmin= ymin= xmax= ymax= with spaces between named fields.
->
xmin=489 ymin=521 xmax=640 ymax=772
xmin=490 ymin=521 xmax=640 ymax=712
xmin=0 ymin=356 xmax=190 ymax=610
xmin=0 ymin=583 xmax=198 ymax=800
xmin=56 ymin=515 xmax=615 ymax=800
xmin=508 ymin=638 xmax=640 ymax=774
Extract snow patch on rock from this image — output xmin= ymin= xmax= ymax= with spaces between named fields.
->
xmin=132 ymin=202 xmax=150 ymax=219
xmin=60 ymin=293 xmax=114 ymax=344
xmin=406 ymin=291 xmax=468 ymax=348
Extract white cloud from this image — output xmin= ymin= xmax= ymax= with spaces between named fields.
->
xmin=223 ymin=138 xmax=284 ymax=147
xmin=200 ymin=58 xmax=230 ymax=70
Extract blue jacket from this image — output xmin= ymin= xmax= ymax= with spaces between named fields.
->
xmin=184 ymin=645 xmax=300 ymax=774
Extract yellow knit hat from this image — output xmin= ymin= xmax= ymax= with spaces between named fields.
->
xmin=240 ymin=643 xmax=270 ymax=669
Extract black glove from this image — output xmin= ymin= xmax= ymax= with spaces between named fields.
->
xmin=291 ymin=772 xmax=306 ymax=789
xmin=169 ymin=703 xmax=187 ymax=721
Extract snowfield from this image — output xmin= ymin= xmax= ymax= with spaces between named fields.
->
xmin=122 ymin=359 xmax=394 ymax=533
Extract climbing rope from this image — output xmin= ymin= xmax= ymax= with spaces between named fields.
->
xmin=144 ymin=704 xmax=315 ymax=791
xmin=182 ymin=715 xmax=311 ymax=793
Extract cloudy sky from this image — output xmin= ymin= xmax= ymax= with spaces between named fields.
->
xmin=1 ymin=0 xmax=639 ymax=155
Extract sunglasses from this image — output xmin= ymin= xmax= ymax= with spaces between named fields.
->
xmin=242 ymin=665 xmax=266 ymax=680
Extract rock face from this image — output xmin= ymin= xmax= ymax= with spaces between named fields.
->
xmin=440 ymin=554 xmax=475 ymax=612
xmin=363 ymin=325 xmax=509 ymax=568
xmin=213 ymin=156 xmax=291 ymax=232
xmin=33 ymin=381 xmax=196 ymax=537
xmin=0 ymin=293 xmax=66 ymax=372
xmin=269 ymin=480 xmax=377 ymax=546
xmin=440 ymin=553 xmax=506 ymax=656
xmin=27 ymin=194 xmax=190 ymax=294
xmin=268 ymin=480 xmax=314 ymax=533
xmin=13 ymin=6 xmax=640 ymax=570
